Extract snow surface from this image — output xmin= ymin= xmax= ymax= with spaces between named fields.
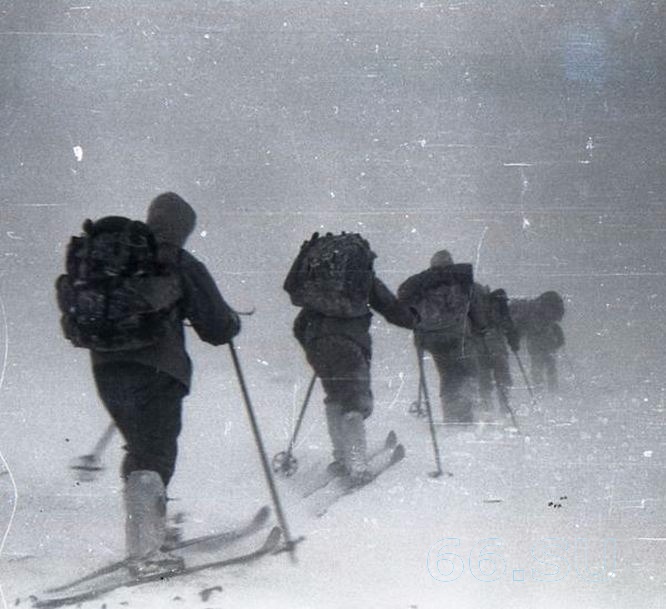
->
xmin=1 ymin=1 xmax=665 ymax=608
xmin=4 ymin=327 xmax=666 ymax=609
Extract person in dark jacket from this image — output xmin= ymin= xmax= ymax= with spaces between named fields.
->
xmin=398 ymin=250 xmax=487 ymax=424
xmin=91 ymin=192 xmax=240 ymax=575
xmin=509 ymin=290 xmax=565 ymax=394
xmin=474 ymin=287 xmax=520 ymax=415
xmin=286 ymin=234 xmax=414 ymax=485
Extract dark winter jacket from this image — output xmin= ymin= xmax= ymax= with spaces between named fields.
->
xmin=91 ymin=194 xmax=240 ymax=389
xmin=509 ymin=296 xmax=565 ymax=354
xmin=480 ymin=288 xmax=520 ymax=352
xmin=397 ymin=263 xmax=487 ymax=336
xmin=293 ymin=276 xmax=415 ymax=358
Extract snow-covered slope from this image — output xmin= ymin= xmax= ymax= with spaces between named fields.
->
xmin=0 ymin=2 xmax=664 ymax=608
xmin=3 ymin=287 xmax=666 ymax=609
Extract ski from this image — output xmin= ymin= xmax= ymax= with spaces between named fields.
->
xmin=168 ymin=505 xmax=271 ymax=552
xmin=301 ymin=430 xmax=398 ymax=498
xmin=46 ymin=505 xmax=271 ymax=594
xmin=33 ymin=527 xmax=283 ymax=609
xmin=313 ymin=443 xmax=406 ymax=518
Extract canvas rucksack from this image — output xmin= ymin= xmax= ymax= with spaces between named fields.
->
xmin=55 ymin=216 xmax=182 ymax=352
xmin=412 ymin=263 xmax=474 ymax=336
xmin=284 ymin=232 xmax=376 ymax=317
xmin=536 ymin=290 xmax=565 ymax=323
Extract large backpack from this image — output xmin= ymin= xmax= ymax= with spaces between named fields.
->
xmin=536 ymin=290 xmax=565 ymax=322
xmin=55 ymin=216 xmax=182 ymax=352
xmin=283 ymin=232 xmax=376 ymax=317
xmin=412 ymin=263 xmax=474 ymax=336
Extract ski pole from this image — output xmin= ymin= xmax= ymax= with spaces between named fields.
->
xmin=272 ymin=373 xmax=317 ymax=477
xmin=70 ymin=422 xmax=116 ymax=481
xmin=498 ymin=385 xmax=520 ymax=433
xmin=417 ymin=345 xmax=445 ymax=478
xmin=409 ymin=346 xmax=424 ymax=417
xmin=228 ymin=341 xmax=298 ymax=561
xmin=480 ymin=337 xmax=521 ymax=434
xmin=513 ymin=350 xmax=536 ymax=404
xmin=90 ymin=421 xmax=116 ymax=456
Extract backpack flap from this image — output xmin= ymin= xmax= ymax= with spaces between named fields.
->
xmin=413 ymin=264 xmax=474 ymax=335
xmin=449 ymin=263 xmax=473 ymax=289
xmin=297 ymin=233 xmax=375 ymax=317
xmin=125 ymin=275 xmax=182 ymax=312
xmin=284 ymin=232 xmax=376 ymax=317
xmin=56 ymin=217 xmax=182 ymax=352
xmin=284 ymin=232 xmax=321 ymax=307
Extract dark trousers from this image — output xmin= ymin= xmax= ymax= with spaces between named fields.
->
xmin=416 ymin=331 xmax=479 ymax=423
xmin=475 ymin=332 xmax=512 ymax=410
xmin=302 ymin=335 xmax=373 ymax=418
xmin=93 ymin=363 xmax=187 ymax=487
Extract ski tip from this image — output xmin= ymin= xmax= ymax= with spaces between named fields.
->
xmin=386 ymin=430 xmax=398 ymax=448
xmin=391 ymin=444 xmax=406 ymax=464
xmin=264 ymin=526 xmax=283 ymax=551
xmin=69 ymin=465 xmax=104 ymax=472
xmin=31 ymin=596 xmax=59 ymax=609
xmin=255 ymin=505 xmax=272 ymax=524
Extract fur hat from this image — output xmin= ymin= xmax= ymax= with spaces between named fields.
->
xmin=430 ymin=249 xmax=454 ymax=268
xmin=490 ymin=288 xmax=508 ymax=301
xmin=146 ymin=192 xmax=196 ymax=247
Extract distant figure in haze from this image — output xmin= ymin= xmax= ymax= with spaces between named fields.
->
xmin=509 ymin=291 xmax=565 ymax=394
xmin=56 ymin=192 xmax=240 ymax=577
xmin=284 ymin=232 xmax=414 ymax=485
xmin=398 ymin=250 xmax=487 ymax=424
xmin=474 ymin=287 xmax=520 ymax=416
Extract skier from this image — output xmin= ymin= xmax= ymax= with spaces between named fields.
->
xmin=474 ymin=287 xmax=520 ymax=417
xmin=284 ymin=232 xmax=414 ymax=485
xmin=509 ymin=290 xmax=565 ymax=394
xmin=398 ymin=250 xmax=487 ymax=424
xmin=56 ymin=192 xmax=240 ymax=576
